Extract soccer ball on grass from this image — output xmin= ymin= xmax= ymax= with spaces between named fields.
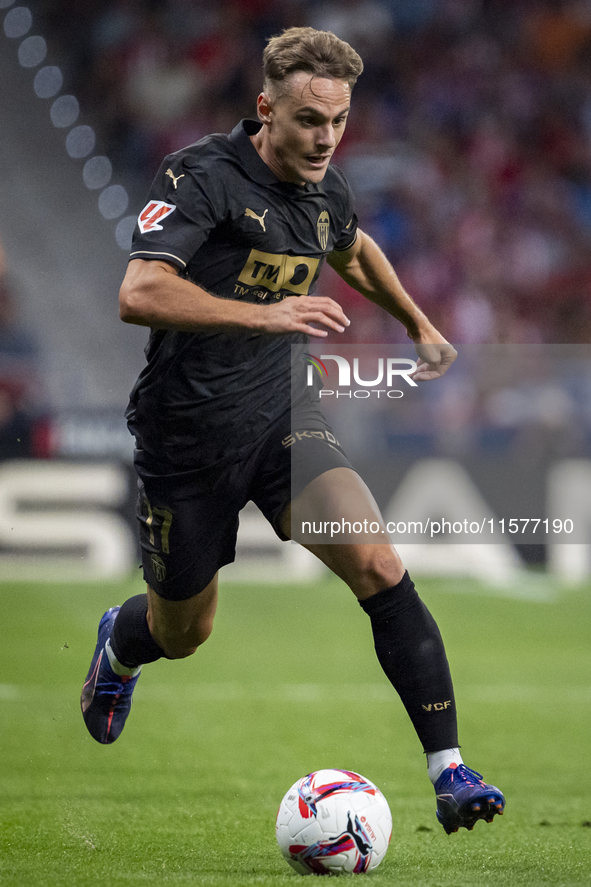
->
xmin=276 ymin=769 xmax=392 ymax=875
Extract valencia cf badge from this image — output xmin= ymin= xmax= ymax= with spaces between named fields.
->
xmin=316 ymin=210 xmax=330 ymax=250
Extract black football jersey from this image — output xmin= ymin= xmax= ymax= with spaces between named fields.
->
xmin=126 ymin=119 xmax=358 ymax=465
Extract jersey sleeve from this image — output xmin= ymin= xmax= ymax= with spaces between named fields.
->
xmin=333 ymin=211 xmax=358 ymax=251
xmin=331 ymin=166 xmax=359 ymax=252
xmin=130 ymin=150 xmax=228 ymax=270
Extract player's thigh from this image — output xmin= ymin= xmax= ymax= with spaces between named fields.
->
xmin=135 ymin=460 xmax=241 ymax=600
xmin=282 ymin=467 xmax=405 ymax=599
xmin=287 ymin=466 xmax=388 ymax=543
xmin=147 ymin=573 xmax=219 ymax=658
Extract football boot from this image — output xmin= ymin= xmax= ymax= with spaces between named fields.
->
xmin=81 ymin=607 xmax=141 ymax=744
xmin=434 ymin=763 xmax=505 ymax=834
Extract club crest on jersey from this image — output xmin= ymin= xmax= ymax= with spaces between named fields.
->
xmin=138 ymin=200 xmax=176 ymax=233
xmin=317 ymin=210 xmax=330 ymax=250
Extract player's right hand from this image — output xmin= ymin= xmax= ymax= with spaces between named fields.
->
xmin=259 ymin=295 xmax=350 ymax=337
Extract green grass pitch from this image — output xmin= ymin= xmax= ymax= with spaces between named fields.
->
xmin=1 ymin=572 xmax=590 ymax=886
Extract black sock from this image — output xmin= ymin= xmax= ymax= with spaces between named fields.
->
xmin=359 ymin=571 xmax=458 ymax=753
xmin=109 ymin=594 xmax=165 ymax=669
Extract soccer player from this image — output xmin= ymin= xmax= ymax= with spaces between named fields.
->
xmin=81 ymin=27 xmax=504 ymax=834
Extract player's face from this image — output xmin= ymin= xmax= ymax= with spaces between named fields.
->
xmin=256 ymin=73 xmax=351 ymax=185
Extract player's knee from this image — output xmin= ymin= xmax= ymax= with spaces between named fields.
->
xmin=354 ymin=549 xmax=405 ymax=598
xmin=191 ymin=615 xmax=215 ymax=649
xmin=163 ymin=642 xmax=198 ymax=660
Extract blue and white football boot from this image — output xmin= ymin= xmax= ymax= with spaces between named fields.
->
xmin=434 ymin=763 xmax=505 ymax=834
xmin=80 ymin=607 xmax=141 ymax=744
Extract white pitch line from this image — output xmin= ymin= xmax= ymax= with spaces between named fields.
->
xmin=463 ymin=684 xmax=591 ymax=704
xmin=138 ymin=682 xmax=591 ymax=706
xmin=138 ymin=683 xmax=395 ymax=703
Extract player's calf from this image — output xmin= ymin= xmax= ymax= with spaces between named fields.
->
xmin=359 ymin=572 xmax=459 ymax=753
xmin=145 ymin=579 xmax=218 ymax=659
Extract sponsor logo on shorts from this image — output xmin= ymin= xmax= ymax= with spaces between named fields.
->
xmin=282 ymin=429 xmax=341 ymax=449
xmin=151 ymin=553 xmax=167 ymax=583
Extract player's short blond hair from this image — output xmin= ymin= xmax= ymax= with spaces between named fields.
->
xmin=263 ymin=27 xmax=363 ymax=100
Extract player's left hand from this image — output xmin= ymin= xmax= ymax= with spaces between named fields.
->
xmin=412 ymin=342 xmax=457 ymax=381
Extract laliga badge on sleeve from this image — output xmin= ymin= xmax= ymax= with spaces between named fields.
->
xmin=138 ymin=200 xmax=176 ymax=233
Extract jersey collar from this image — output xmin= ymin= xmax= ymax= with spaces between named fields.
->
xmin=230 ymin=119 xmax=280 ymax=185
xmin=229 ymin=119 xmax=325 ymax=196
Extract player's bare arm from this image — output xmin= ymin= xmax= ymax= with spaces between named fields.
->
xmin=328 ymin=229 xmax=457 ymax=380
xmin=120 ymin=258 xmax=350 ymax=337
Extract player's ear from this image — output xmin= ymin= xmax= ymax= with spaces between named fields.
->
xmin=256 ymin=92 xmax=273 ymax=125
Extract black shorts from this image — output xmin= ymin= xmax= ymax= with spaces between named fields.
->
xmin=133 ymin=409 xmax=353 ymax=600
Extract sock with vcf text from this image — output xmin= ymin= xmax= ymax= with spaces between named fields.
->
xmin=359 ymin=571 xmax=459 ymax=754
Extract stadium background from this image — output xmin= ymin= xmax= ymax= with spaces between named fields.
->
xmin=3 ymin=0 xmax=591 ymax=581
xmin=1 ymin=3 xmax=591 ymax=885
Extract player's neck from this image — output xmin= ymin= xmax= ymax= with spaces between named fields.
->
xmin=249 ymin=130 xmax=305 ymax=187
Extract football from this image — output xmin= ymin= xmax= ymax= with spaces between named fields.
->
xmin=275 ymin=769 xmax=392 ymax=875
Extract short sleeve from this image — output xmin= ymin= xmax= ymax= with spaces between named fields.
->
xmin=130 ymin=150 xmax=227 ymax=269
xmin=329 ymin=165 xmax=358 ymax=252
xmin=333 ymin=211 xmax=358 ymax=252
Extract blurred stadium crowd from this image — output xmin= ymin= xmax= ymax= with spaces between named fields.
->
xmin=0 ymin=242 xmax=47 ymax=459
xmin=4 ymin=0 xmax=591 ymax=459
xmin=28 ymin=0 xmax=591 ymax=347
